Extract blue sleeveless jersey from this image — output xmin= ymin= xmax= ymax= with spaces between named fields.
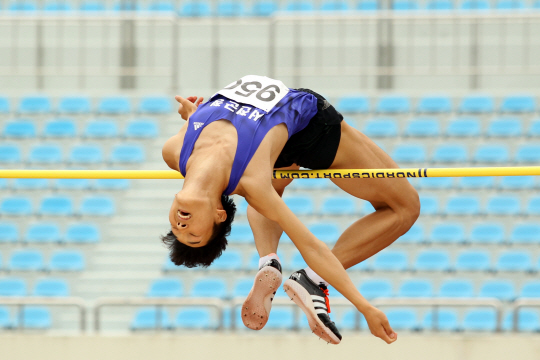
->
xmin=179 ymin=89 xmax=318 ymax=195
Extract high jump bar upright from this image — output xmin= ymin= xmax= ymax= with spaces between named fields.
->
xmin=0 ymin=167 xmax=540 ymax=179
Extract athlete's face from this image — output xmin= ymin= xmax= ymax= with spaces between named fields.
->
xmin=168 ymin=192 xmax=225 ymax=247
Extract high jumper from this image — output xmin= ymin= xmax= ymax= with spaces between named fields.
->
xmin=161 ymin=75 xmax=420 ymax=344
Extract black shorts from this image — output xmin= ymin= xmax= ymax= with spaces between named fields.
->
xmin=274 ymin=88 xmax=343 ymax=170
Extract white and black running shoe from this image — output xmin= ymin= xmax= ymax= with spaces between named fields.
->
xmin=283 ymin=269 xmax=342 ymax=344
xmin=241 ymin=259 xmax=282 ymax=330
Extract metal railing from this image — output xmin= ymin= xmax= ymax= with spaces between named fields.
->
xmin=511 ymin=299 xmax=540 ymax=332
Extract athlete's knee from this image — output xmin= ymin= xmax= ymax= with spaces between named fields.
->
xmin=394 ymin=186 xmax=420 ymax=232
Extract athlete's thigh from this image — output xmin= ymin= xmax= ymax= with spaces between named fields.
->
xmin=329 ymin=121 xmax=417 ymax=208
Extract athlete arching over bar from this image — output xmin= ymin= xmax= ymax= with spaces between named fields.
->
xmin=161 ymin=75 xmax=420 ymax=344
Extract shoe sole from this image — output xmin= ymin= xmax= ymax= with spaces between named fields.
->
xmin=241 ymin=266 xmax=282 ymax=330
xmin=283 ymin=279 xmax=341 ymax=345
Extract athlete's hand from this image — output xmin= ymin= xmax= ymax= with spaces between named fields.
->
xmin=175 ymin=95 xmax=204 ymax=120
xmin=363 ymin=306 xmax=397 ymax=344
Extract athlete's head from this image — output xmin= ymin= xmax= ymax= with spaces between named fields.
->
xmin=161 ymin=192 xmax=236 ymax=268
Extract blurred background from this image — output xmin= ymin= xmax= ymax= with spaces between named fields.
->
xmin=0 ymin=1 xmax=540 ymax=359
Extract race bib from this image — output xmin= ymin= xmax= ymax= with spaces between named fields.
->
xmin=215 ymin=75 xmax=289 ymax=113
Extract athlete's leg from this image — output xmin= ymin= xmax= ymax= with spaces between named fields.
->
xmin=328 ymin=121 xmax=420 ymax=269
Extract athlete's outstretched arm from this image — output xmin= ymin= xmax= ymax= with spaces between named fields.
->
xmin=244 ymin=182 xmax=397 ymax=344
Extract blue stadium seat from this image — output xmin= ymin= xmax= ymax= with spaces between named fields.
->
xmin=40 ymin=196 xmax=73 ymax=216
xmin=0 ymin=97 xmax=10 ymax=113
xmin=147 ymin=2 xmax=175 ymax=11
xmin=1 ymin=197 xmax=32 ymax=216
xmin=98 ymin=97 xmax=130 ymax=114
xmin=504 ymin=310 xmax=540 ymax=332
xmin=399 ymin=280 xmax=433 ymax=297
xmin=49 ymin=250 xmax=85 ymax=271
xmin=211 ymin=251 xmax=243 ymax=270
xmin=398 ymin=223 xmax=424 ymax=243
xmin=386 ymin=309 xmax=418 ymax=330
xmin=79 ymin=1 xmax=106 ymax=10
xmin=3 ymin=121 xmax=36 ymax=138
xmin=496 ymin=251 xmax=532 ymax=272
xmin=309 ymin=223 xmax=340 ymax=244
xmin=0 ymin=278 xmax=26 ymax=296
xmin=357 ymin=0 xmax=378 ymax=10
xmin=439 ymin=279 xmax=474 ymax=298
xmin=445 ymin=195 xmax=480 ymax=215
xmin=373 ymin=250 xmax=408 ymax=271
xmin=528 ymin=119 xmax=540 ymax=137
xmin=422 ymin=309 xmax=459 ymax=331
xmin=486 ymin=195 xmax=521 ymax=215
xmin=43 ymin=119 xmax=76 ymax=138
xmin=432 ymin=144 xmax=468 ymax=163
xmin=427 ymin=0 xmax=454 ymax=9
xmin=511 ymin=224 xmax=540 ymax=244
xmin=228 ymin=223 xmax=252 ymax=244
xmin=84 ymin=121 xmax=118 ymax=138
xmin=527 ymin=196 xmax=540 ymax=215
xmin=147 ymin=278 xmax=183 ymax=297
xmin=0 ymin=179 xmax=6 ymax=189
xmin=417 ymin=95 xmax=452 ymax=113
xmin=470 ymin=223 xmax=505 ymax=244
xmin=33 ymin=279 xmax=69 ymax=297
xmin=419 ymin=195 xmax=439 ymax=215
xmin=321 ymin=0 xmax=350 ymax=10
xmin=190 ymin=278 xmax=228 ymax=298
xmin=460 ymin=0 xmax=490 ymax=9
xmin=235 ymin=198 xmax=248 ymax=216
xmin=29 ymin=144 xmax=63 ymax=164
xmin=459 ymin=176 xmax=495 ymax=189
xmin=446 ymin=118 xmax=481 ymax=137
xmin=9 ymin=250 xmax=44 ymax=271
xmin=44 ymin=2 xmax=73 ymax=10
xmin=417 ymin=177 xmax=453 ymax=190
xmin=474 ymin=144 xmax=509 ymax=163
xmin=175 ymin=307 xmax=216 ymax=329
xmin=479 ymin=280 xmax=515 ymax=301
xmin=180 ymin=1 xmax=212 ymax=16
xmin=69 ymin=145 xmax=103 ymax=164
xmin=358 ymin=279 xmax=393 ymax=299
xmin=500 ymin=95 xmax=535 ymax=113
xmin=113 ymin=2 xmax=142 ymax=10
xmin=430 ymin=223 xmax=465 ymax=243
xmin=362 ymin=119 xmax=398 ymax=138
xmin=376 ymin=95 xmax=410 ymax=113
xmin=283 ymin=196 xmax=314 ymax=215
xmin=404 ymin=118 xmax=440 ymax=137
xmin=0 ymin=145 xmax=21 ymax=163
xmin=516 ymin=145 xmax=540 ymax=163
xmin=336 ymin=96 xmax=369 ymax=113
xmin=55 ymin=179 xmax=91 ymax=190
xmin=25 ymin=223 xmax=61 ymax=243
xmin=13 ymin=178 xmax=49 ymax=190
xmin=252 ymin=0 xmax=278 ymax=16
xmin=0 ymin=307 xmax=14 ymax=329
xmin=496 ymin=0 xmax=525 ymax=8
xmin=94 ymin=179 xmax=130 ymax=190
xmin=487 ymin=118 xmax=522 ymax=137
xmin=285 ymin=1 xmax=315 ymax=11
xmin=131 ymin=308 xmax=171 ymax=330
xmin=414 ymin=250 xmax=451 ymax=271
xmin=65 ymin=224 xmax=100 ymax=243
xmin=110 ymin=144 xmax=145 ymax=163
xmin=462 ymin=309 xmax=496 ymax=331
xmin=21 ymin=307 xmax=51 ymax=329
xmin=320 ymin=197 xmax=356 ymax=216
xmin=455 ymin=250 xmax=491 ymax=271
xmin=459 ymin=95 xmax=493 ymax=113
xmin=18 ymin=96 xmax=51 ymax=114
xmin=80 ymin=196 xmax=115 ymax=216
xmin=125 ymin=120 xmax=158 ymax=138
xmin=391 ymin=144 xmax=426 ymax=163
xmin=499 ymin=176 xmax=535 ymax=190
xmin=0 ymin=223 xmax=18 ymax=243
xmin=392 ymin=0 xmax=419 ymax=9
xmin=58 ymin=96 xmax=91 ymax=114
xmin=217 ymin=1 xmax=244 ymax=16
xmin=521 ymin=281 xmax=540 ymax=298
xmin=9 ymin=2 xmax=38 ymax=11
xmin=232 ymin=278 xmax=254 ymax=297
xmin=290 ymin=252 xmax=307 ymax=269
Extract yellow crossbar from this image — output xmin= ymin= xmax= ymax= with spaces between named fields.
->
xmin=0 ymin=167 xmax=539 ymax=179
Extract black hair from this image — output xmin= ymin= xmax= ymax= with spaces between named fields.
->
xmin=161 ymin=194 xmax=236 ymax=268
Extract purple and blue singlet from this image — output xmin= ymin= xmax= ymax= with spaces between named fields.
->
xmin=179 ymin=75 xmax=318 ymax=195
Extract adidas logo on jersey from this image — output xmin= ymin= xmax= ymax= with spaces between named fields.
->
xmin=193 ymin=122 xmax=203 ymax=130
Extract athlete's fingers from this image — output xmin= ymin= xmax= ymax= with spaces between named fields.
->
xmin=376 ymin=328 xmax=395 ymax=344
xmin=195 ymin=97 xmax=204 ymax=107
xmin=186 ymin=96 xmax=198 ymax=103
xmin=382 ymin=318 xmax=396 ymax=340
